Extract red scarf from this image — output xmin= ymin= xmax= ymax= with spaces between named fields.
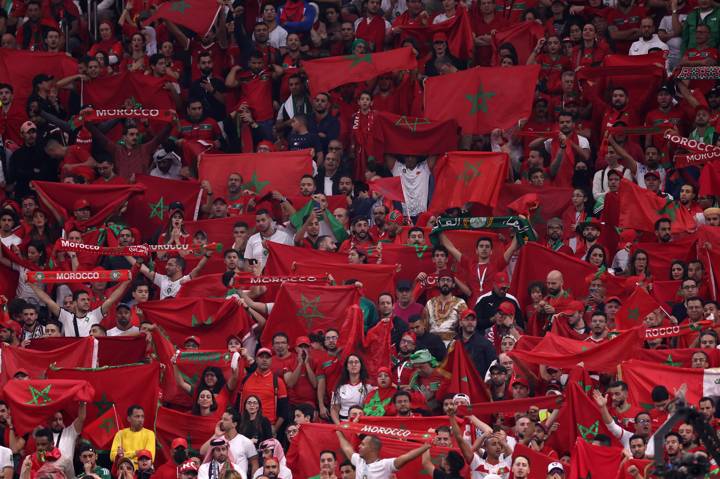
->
xmin=26 ymin=269 xmax=131 ymax=284
xmin=551 ymin=130 xmax=578 ymax=188
xmin=352 ymin=109 xmax=375 ymax=179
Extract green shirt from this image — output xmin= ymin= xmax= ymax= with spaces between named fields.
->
xmin=79 ymin=466 xmax=111 ymax=479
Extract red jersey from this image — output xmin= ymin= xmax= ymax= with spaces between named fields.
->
xmin=177 ymin=118 xmax=222 ymax=143
xmin=240 ymin=369 xmax=287 ymax=424
xmin=606 ymin=5 xmax=648 ymax=54
xmin=356 ymin=15 xmax=388 ymax=52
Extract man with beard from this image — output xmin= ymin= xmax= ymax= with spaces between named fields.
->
xmin=475 ymin=272 xmax=522 ymax=328
xmin=107 ymin=303 xmax=139 ymax=336
xmin=339 ymin=217 xmax=374 ymax=253
xmin=607 ymin=381 xmax=642 ymax=428
xmin=678 ymin=183 xmax=703 ymax=216
xmin=486 ymin=364 xmax=509 ymax=401
xmin=422 ymin=271 xmax=467 ymax=343
xmin=369 ymin=204 xmax=388 ymax=240
xmin=599 ymin=88 xmax=637 ymax=166
xmin=595 ymin=391 xmax=662 ymax=458
xmin=200 ymin=412 xmax=258 ymax=476
xmin=529 ymin=111 xmax=590 ymax=177
xmin=416 ymin=246 xmax=472 ymax=301
xmin=458 ymin=310 xmax=496 ymax=377
xmin=309 ymin=93 xmax=339 ymax=154
xmin=393 ymin=391 xmax=414 ymax=417
xmin=316 ymin=329 xmax=343 ymax=420
xmin=450 ymin=415 xmax=512 ymax=477
xmin=630 ymin=17 xmax=668 ymax=55
xmin=47 ymin=404 xmax=86 ymax=460
xmin=586 ymin=311 xmax=609 ymax=343
xmin=377 ymin=293 xmax=408 ymax=347
xmin=153 ymin=439 xmax=190 ymax=479
xmin=408 ymin=316 xmax=447 ymax=363
xmin=687 ymin=106 xmax=717 ymax=156
xmin=78 ymin=444 xmax=111 ymax=479
xmin=655 ymin=218 xmax=673 ymax=243
xmin=244 ymin=209 xmax=294 ymax=269
xmin=202 ymin=173 xmax=254 ymax=216
xmin=644 ymin=86 xmax=683 ymax=161
xmin=335 ymin=431 xmax=430 ymax=478
xmin=543 ymin=218 xmax=573 ymax=255
xmin=663 ymin=432 xmax=683 ymax=464
xmin=198 ymin=439 xmax=241 ymax=479
xmin=393 ymin=280 xmax=423 ymax=324
xmin=574 ymin=218 xmax=603 ymax=259
xmin=392 ymin=331 xmax=417 ymax=388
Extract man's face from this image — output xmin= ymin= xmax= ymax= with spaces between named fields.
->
xmin=293 ymin=409 xmax=310 ymax=425
xmin=692 ymin=352 xmax=709 ymax=368
xmin=338 ymin=177 xmax=353 ymax=195
xmin=21 ymin=307 xmax=37 ymax=327
xmin=665 ymin=436 xmax=681 ymax=455
xmin=629 ymin=438 xmax=646 ymax=459
xmin=45 ymin=323 xmax=61 ymax=337
xmin=129 ymin=408 xmax=145 ymax=429
xmin=611 ymin=89 xmax=627 ymax=109
xmin=22 ymin=127 xmax=37 ymax=146
xmin=490 ymin=369 xmax=507 ymax=386
xmin=408 ymin=230 xmax=424 ymax=245
xmin=640 ymin=18 xmax=654 ymax=39
xmin=116 ymin=307 xmax=131 ymax=328
xmin=50 ymin=412 xmax=64 ymax=432
xmin=696 ymin=109 xmax=710 ymax=127
xmin=460 ymin=314 xmax=477 ymax=335
xmin=228 ymin=174 xmax=243 ymax=194
xmin=198 ymin=57 xmax=213 ymax=74
xmin=272 ymin=335 xmax=289 ymax=355
xmin=583 ymin=225 xmax=600 ymax=242
xmin=340 ymin=465 xmax=355 ymax=479
xmin=212 ymin=201 xmax=228 ymax=218
xmin=254 ymin=24 xmax=269 ymax=42
xmin=314 ymin=94 xmax=329 ymax=114
xmin=378 ymin=295 xmax=393 ymax=317
xmin=256 ymin=353 xmax=272 ymax=370
xmin=558 ymin=115 xmax=573 ymax=135
xmin=324 ymin=331 xmax=339 ymax=351
xmin=399 ymin=335 xmax=415 ymax=354
xmin=367 ymin=0 xmax=381 ymax=13
xmin=255 ymin=213 xmax=271 ymax=233
xmin=682 ymin=280 xmax=698 ymax=298
xmin=546 ymin=276 xmax=562 ymax=295
xmin=476 ymin=240 xmax=492 ymax=259
xmin=299 ymin=177 xmax=315 ymax=195
xmin=152 ymin=57 xmax=167 ymax=76
xmin=319 ymin=453 xmax=336 ymax=473
xmin=289 ymin=78 xmax=303 ymax=96
xmin=187 ymin=102 xmax=203 ymax=121
xmin=608 ymin=387 xmax=626 ymax=407
xmin=353 ymin=220 xmax=369 ymax=240
xmin=696 ymin=26 xmax=710 ymax=45
xmin=546 ymin=223 xmax=563 ymax=241
xmin=433 ymin=431 xmax=452 ymax=447
xmin=287 ymin=34 xmax=301 ymax=51
xmin=678 ymin=424 xmax=694 ymax=444
xmin=0 ymin=88 xmax=13 ymax=105
xmin=608 ymin=173 xmax=621 ymax=191
xmin=699 ymin=400 xmax=715 ymax=419
xmin=35 ymin=436 xmax=51 ymax=452
xmin=687 ymin=300 xmax=704 ymax=321
xmin=590 ymin=315 xmax=606 ymax=334
xmin=262 ymin=4 xmax=277 ymax=21
xmin=395 ymin=395 xmax=411 ymax=414
xmin=372 ymin=207 xmax=386 ymax=226
xmin=515 ymin=417 xmax=531 ymax=438
xmin=680 ymin=185 xmax=695 ymax=205
xmin=212 ymin=445 xmax=228 ymax=463
xmin=224 ymin=252 xmax=239 ymax=271
xmin=80 ymin=450 xmax=97 ymax=466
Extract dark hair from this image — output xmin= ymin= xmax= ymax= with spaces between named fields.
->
xmin=294 ymin=404 xmax=315 ymax=419
xmin=272 ymin=332 xmax=289 ymax=343
xmin=73 ymin=289 xmax=90 ymax=301
xmin=432 ymin=245 xmax=448 ymax=256
xmin=585 ymin=244 xmax=608 ymax=268
xmin=319 ymin=450 xmax=336 ymax=460
xmin=627 ymin=249 xmax=650 ymax=277
xmin=608 ymin=380 xmax=628 ymax=391
xmin=335 ymin=354 xmax=369 ymax=398
xmin=127 ymin=405 xmax=143 ymax=416
xmin=238 ymin=395 xmax=266 ymax=438
xmin=393 ymin=390 xmax=411 ymax=403
xmin=669 ymin=260 xmax=688 ymax=280
xmin=475 ymin=236 xmax=494 ymax=249
xmin=191 ymin=387 xmax=218 ymax=416
xmin=198 ymin=366 xmax=226 ymax=394
xmin=654 ymin=218 xmax=671 ymax=231
xmin=629 ymin=434 xmax=646 ymax=444
xmin=34 ymin=427 xmax=53 ymax=443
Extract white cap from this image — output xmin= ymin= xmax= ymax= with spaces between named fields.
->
xmin=547 ymin=461 xmax=565 ymax=473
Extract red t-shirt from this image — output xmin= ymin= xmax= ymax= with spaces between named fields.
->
xmin=606 ymin=5 xmax=648 ymax=54
xmin=241 ymin=369 xmax=288 ymax=424
xmin=459 ymin=253 xmax=507 ymax=305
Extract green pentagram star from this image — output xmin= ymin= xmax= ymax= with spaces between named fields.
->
xmin=394 ymin=115 xmax=431 ymax=133
xmin=627 ymin=307 xmax=639 ymax=321
xmin=456 ymin=161 xmax=482 ymax=184
xmin=297 ymin=294 xmax=323 ymax=329
xmin=93 ymin=393 xmax=113 ymax=416
xmin=466 ymin=83 xmax=496 ymax=114
xmin=664 ymin=354 xmax=682 ymax=367
xmin=577 ymin=420 xmax=599 ymax=440
xmin=99 ymin=417 xmax=116 ymax=433
xmin=657 ymin=199 xmax=678 ymax=220
xmin=170 ymin=0 xmax=190 ymax=13
xmin=241 ymin=171 xmax=270 ymax=194
xmin=26 ymin=385 xmax=52 ymax=405
xmin=344 ymin=53 xmax=372 ymax=67
xmin=149 ymin=197 xmax=169 ymax=220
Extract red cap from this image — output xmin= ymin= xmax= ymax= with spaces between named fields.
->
xmin=511 ymin=375 xmax=529 ymax=388
xmin=257 ymin=140 xmax=275 ymax=152
xmin=256 ymin=347 xmax=273 ymax=356
xmin=460 ymin=309 xmax=477 ymax=320
xmin=401 ymin=331 xmax=417 ymax=343
xmin=137 ymin=450 xmax=153 ymax=460
xmin=432 ymin=32 xmax=448 ymax=43
xmin=2 ymin=320 xmax=21 ymax=336
xmin=73 ymin=199 xmax=91 ymax=211
xmin=171 ymin=438 xmax=188 ymax=450
xmin=295 ymin=336 xmax=311 ymax=347
xmin=377 ymin=366 xmax=391 ymax=376
xmin=493 ymin=271 xmax=510 ymax=288
xmin=183 ymin=335 xmax=201 ymax=347
xmin=498 ymin=302 xmax=516 ymax=316
xmin=606 ymin=296 xmax=622 ymax=304
xmin=559 ymin=300 xmax=585 ymax=316
xmin=436 ymin=269 xmax=454 ymax=280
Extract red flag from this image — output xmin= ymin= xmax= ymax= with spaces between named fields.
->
xmin=512 ymin=444 xmax=560 ymax=479
xmin=82 ymin=405 xmax=120 ymax=449
xmin=175 ymin=273 xmax=228 ymax=299
xmin=198 ymin=150 xmax=313 ymax=198
xmin=184 ymin=215 xmax=256 ymax=248
xmin=396 ymin=6 xmax=474 ymax=59
xmin=144 ymin=0 xmax=222 ymax=36
xmin=372 ymin=111 xmax=458 ymax=159
xmin=437 ymin=340 xmax=491 ymax=402
xmin=509 ymin=329 xmax=644 ymax=373
xmin=0 ymin=49 xmax=77 ymax=109
xmin=2 ymin=379 xmax=95 ymax=435
xmin=569 ymin=439 xmax=624 ymax=479
xmin=615 ymin=287 xmax=664 ymax=330
xmin=368 ymin=177 xmax=404 ymax=202
xmin=618 ymin=180 xmax=696 ymax=233
xmin=260 ymin=284 xmax=361 ymax=346
xmin=491 ymin=21 xmax=545 ymax=65
xmin=292 ymin=261 xmax=396 ymax=305
xmin=425 ymin=65 xmax=540 ymax=134
xmin=264 ymin=241 xmax=345 ymax=276
xmin=700 ymin=161 xmax=720 ymax=197
xmin=374 ymin=243 xmax=436 ymax=283
xmin=26 ymin=336 xmax=146 ymax=368
xmin=303 ymin=47 xmax=417 ymax=97
xmin=631 ymin=236 xmax=697 ymax=279
xmin=0 ymin=339 xmax=94 ymax=383
xmin=428 ymin=151 xmax=508 ymax=211
xmin=47 ymin=362 xmax=160 ymax=430
xmin=141 ymin=297 xmax=251 ymax=350
xmin=84 ymin=71 xmax=174 ymax=109
xmin=154 ymin=406 xmax=217 ymax=465
xmin=494 ymin=185 xmax=573 ymax=241
xmin=360 ymin=318 xmax=393 ymax=380
xmin=637 ymin=348 xmax=720 ymax=369
xmin=32 ymin=181 xmax=146 ymax=230
xmin=124 ymin=175 xmax=202 ymax=242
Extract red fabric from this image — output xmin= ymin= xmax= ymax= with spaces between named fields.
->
xmin=699 ymin=160 xmax=720 ymax=197
xmin=2 ymin=379 xmax=95 ymax=435
xmin=124 ymin=175 xmax=201 ymax=242
xmin=352 ymin=109 xmax=376 ymax=179
xmin=372 ymin=111 xmax=458 ymax=159
xmin=615 ymin=287 xmax=663 ymax=330
xmin=615 ymin=459 xmax=652 ymax=479
xmin=47 ymin=362 xmax=160 ymax=430
xmin=155 ymin=406 xmax=217 ymax=465
xmin=368 ymin=176 xmax=404 ymax=202
xmin=396 ymin=6 xmax=475 ymax=59
xmin=264 ymin=241 xmax=345 ymax=275
xmin=355 ymin=15 xmax=388 ymax=52
xmin=33 ymin=181 xmax=146 ymax=231
xmin=303 ymin=47 xmax=417 ymax=97
xmin=198 ymin=150 xmax=313 ymax=198
xmin=494 ymin=185 xmax=573 ymax=241
xmin=568 ymin=440 xmax=624 ymax=479
xmin=621 ymin=359 xmax=716 ymax=409
xmin=144 ymin=0 xmax=220 ymax=36
xmin=429 ymin=151 xmax=508 ymax=211
xmin=491 ymin=21 xmax=545 ymax=65
xmin=141 ymin=297 xmax=251 ymax=350
xmin=512 ymin=444 xmax=561 ymax=479
xmin=82 ymin=406 xmax=119 ymax=449
xmin=175 ymin=273 xmax=229 ymax=298
xmin=437 ymin=340 xmax=491 ymax=402
xmin=184 ymin=215 xmax=256 ymax=248
xmin=631 ymin=236 xmax=697 ymax=279
xmin=96 ymin=336 xmax=148 ymax=366
xmin=292 ymin=262 xmax=396 ymax=306
xmin=425 ymin=65 xmax=540 ymax=134
xmin=84 ymin=72 xmax=174 ymax=109
xmin=0 ymin=50 xmax=77 ymax=109
xmin=618 ymin=180 xmax=697 ymax=234
xmin=361 ymin=318 xmax=393 ymax=380
xmin=0 ymin=339 xmax=94 ymax=384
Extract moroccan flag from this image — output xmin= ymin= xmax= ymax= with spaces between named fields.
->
xmin=144 ymin=0 xmax=221 ymax=36
xmin=82 ymin=405 xmax=119 ymax=449
xmin=2 ymin=379 xmax=94 ymax=435
xmin=155 ymin=406 xmax=217 ymax=465
xmin=1 ymin=339 xmax=94 ymax=383
xmin=84 ymin=71 xmax=173 ymax=109
xmin=374 ymin=243 xmax=436 ymax=283
xmin=260 ymin=284 xmax=361 ymax=346
xmin=358 ymin=415 xmax=461 ymax=435
xmin=292 ymin=261 xmax=396 ymax=306
xmin=198 ymin=150 xmax=313 ymax=198
xmin=425 ymin=65 xmax=540 ymax=134
xmin=437 ymin=340 xmax=491 ymax=402
xmin=372 ymin=111 xmax=458 ymax=159
xmin=512 ymin=444 xmax=559 ymax=479
xmin=621 ymin=359 xmax=720 ymax=409
xmin=547 ymin=381 xmax=621 ymax=455
xmin=699 ymin=161 xmax=720 ymax=197
xmin=396 ymin=6 xmax=474 ymax=59
xmin=428 ymin=151 xmax=508 ymax=211
xmin=141 ymin=297 xmax=251 ymax=350
xmin=289 ymin=201 xmax=348 ymax=243
xmin=368 ymin=176 xmax=404 ymax=202
xmin=569 ymin=439 xmax=624 ymax=479
xmin=631 ymin=236 xmax=697 ymax=279
xmin=184 ymin=215 xmax=255 ymax=249
xmin=47 ymin=362 xmax=160 ymax=430
xmin=264 ymin=242 xmax=345 ymax=276
xmin=491 ymin=21 xmax=545 ymax=65
xmin=303 ymin=47 xmax=417 ymax=97
xmin=124 ymin=175 xmax=202 ymax=242
xmin=493 ymin=185 xmax=573 ymax=241
xmin=509 ymin=328 xmax=644 ymax=373
xmin=0 ymin=49 xmax=77 ymax=108
xmin=470 ymin=395 xmax=563 ymax=417
xmin=26 ymin=336 xmax=146 ymax=368
xmin=637 ymin=349 xmax=720 ymax=369
xmin=175 ymin=273 xmax=229 ymax=299
xmin=618 ymin=180 xmax=696 ymax=234
xmin=32 ymin=181 xmax=146 ymax=230
xmin=616 ymin=459 xmax=652 ymax=479
xmin=615 ymin=287 xmax=664 ymax=330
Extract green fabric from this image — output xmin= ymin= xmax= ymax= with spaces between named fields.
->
xmin=290 ymin=201 xmax=349 ymax=243
xmin=682 ymin=8 xmax=720 ymax=52
xmin=79 ymin=467 xmax=111 ymax=479
xmin=360 ymin=296 xmax=379 ymax=332
xmin=429 ymin=215 xmax=537 ymax=246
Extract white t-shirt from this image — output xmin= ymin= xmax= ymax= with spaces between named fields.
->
xmin=228 ymin=433 xmax=258 ymax=475
xmin=244 ymin=226 xmax=294 ymax=270
xmin=252 ymin=465 xmax=292 ymax=478
xmin=629 ymin=34 xmax=668 ymax=56
xmin=351 ymin=453 xmax=397 ymax=479
xmin=391 ymin=161 xmax=430 ymax=218
xmin=198 ymin=461 xmax=244 ymax=479
xmin=543 ymin=135 xmax=590 ymax=154
xmin=0 ymin=234 xmax=21 ymax=248
xmin=58 ymin=307 xmax=105 ymax=337
xmin=268 ymin=25 xmax=288 ymax=49
xmin=107 ymin=326 xmax=140 ymax=337
xmin=153 ymin=273 xmax=191 ymax=299
xmin=470 ymin=453 xmax=512 ymax=479
xmin=0 ymin=445 xmax=12 ymax=470
xmin=331 ymin=383 xmax=375 ymax=418
xmin=635 ymin=163 xmax=666 ymax=190
xmin=53 ymin=425 xmax=79 ymax=460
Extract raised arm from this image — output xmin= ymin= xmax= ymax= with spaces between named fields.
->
xmin=438 ymin=232 xmax=462 ymax=262
xmin=335 ymin=430 xmax=355 ymax=461
xmin=393 ymin=442 xmax=431 ymax=470
xmin=28 ymin=282 xmax=61 ymax=317
xmin=188 ymin=252 xmax=212 ymax=279
xmin=450 ymin=414 xmax=474 ymax=464
xmin=100 ymin=279 xmax=132 ymax=316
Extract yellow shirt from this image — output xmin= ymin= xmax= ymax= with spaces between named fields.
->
xmin=110 ymin=428 xmax=156 ymax=465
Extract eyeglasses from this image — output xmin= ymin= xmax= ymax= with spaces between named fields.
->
xmin=636 ymin=418 xmax=651 ymax=424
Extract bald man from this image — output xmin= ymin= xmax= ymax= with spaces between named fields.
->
xmin=527 ymin=270 xmax=573 ymax=336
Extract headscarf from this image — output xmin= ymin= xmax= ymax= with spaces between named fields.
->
xmin=259 ymin=438 xmax=287 ymax=467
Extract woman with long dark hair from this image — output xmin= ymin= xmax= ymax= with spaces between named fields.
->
xmin=191 ymin=388 xmax=219 ymax=417
xmin=626 ymin=249 xmax=651 ymax=278
xmin=237 ymin=395 xmax=272 ymax=446
xmin=330 ymin=354 xmax=374 ymax=424
xmin=572 ymin=21 xmax=610 ymax=69
xmin=174 ymin=365 xmax=238 ymax=414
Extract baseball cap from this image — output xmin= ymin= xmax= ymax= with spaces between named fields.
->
xmin=436 ymin=269 xmax=454 ymax=280
xmin=401 ymin=331 xmax=417 ymax=343
xmin=171 ymin=438 xmax=188 ymax=450
xmin=213 ymin=197 xmax=228 ymax=205
xmin=20 ymin=121 xmax=37 ymax=134
xmin=547 ymin=462 xmax=565 ymax=473
xmin=644 ymin=170 xmax=661 ymax=179
xmin=511 ymin=375 xmax=529 ymax=388
xmin=396 ymin=279 xmax=412 ymax=291
xmin=605 ymin=296 xmax=622 ymax=305
xmin=183 ymin=335 xmax=201 ymax=347
xmin=116 ymin=302 xmax=131 ymax=311
xmin=498 ymin=302 xmax=516 ymax=316
xmin=460 ymin=309 xmax=477 ymax=320
xmin=493 ymin=271 xmax=510 ymax=288
xmin=559 ymin=300 xmax=585 ymax=316
xmin=295 ymin=336 xmax=311 ymax=347
xmin=137 ymin=449 xmax=153 ymax=460
xmin=256 ymin=347 xmax=273 ymax=356
xmin=73 ymin=199 xmax=91 ymax=211
xmin=179 ymin=461 xmax=198 ymax=474
xmin=432 ymin=32 xmax=448 ymax=43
